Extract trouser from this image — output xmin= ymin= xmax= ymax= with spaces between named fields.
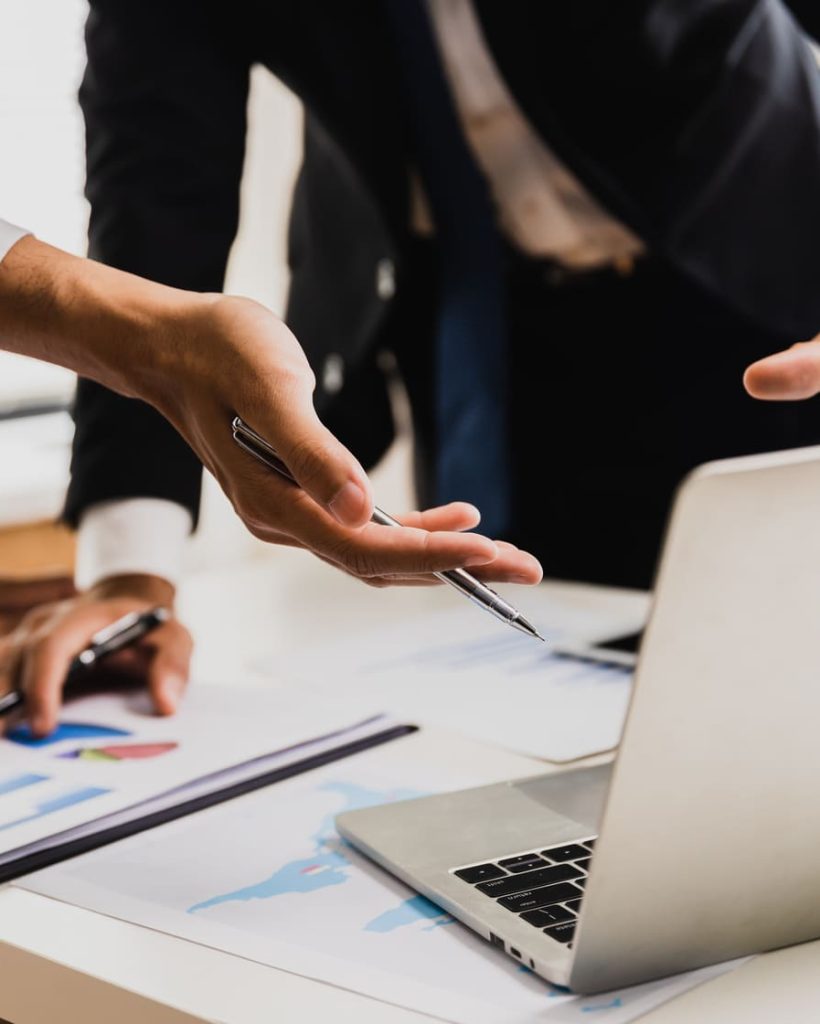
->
xmin=390 ymin=240 xmax=820 ymax=590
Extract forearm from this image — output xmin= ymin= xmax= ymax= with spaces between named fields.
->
xmin=0 ymin=235 xmax=212 ymax=402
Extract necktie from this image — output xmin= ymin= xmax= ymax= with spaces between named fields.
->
xmin=385 ymin=0 xmax=510 ymax=538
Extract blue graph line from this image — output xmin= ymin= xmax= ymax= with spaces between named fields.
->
xmin=0 ymin=785 xmax=110 ymax=833
xmin=0 ymin=773 xmax=49 ymax=797
xmin=582 ymin=997 xmax=624 ymax=1012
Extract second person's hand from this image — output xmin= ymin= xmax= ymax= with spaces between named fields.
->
xmin=744 ymin=336 xmax=820 ymax=401
xmin=0 ymin=574 xmax=192 ymax=738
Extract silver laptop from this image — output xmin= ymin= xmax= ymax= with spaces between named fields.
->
xmin=338 ymin=446 xmax=820 ymax=993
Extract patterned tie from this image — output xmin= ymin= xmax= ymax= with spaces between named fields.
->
xmin=385 ymin=0 xmax=510 ymax=537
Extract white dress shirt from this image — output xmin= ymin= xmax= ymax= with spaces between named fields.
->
xmin=76 ymin=0 xmax=643 ymax=589
xmin=420 ymin=0 xmax=643 ymax=268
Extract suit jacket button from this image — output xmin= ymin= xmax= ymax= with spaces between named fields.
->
xmin=376 ymin=258 xmax=396 ymax=299
xmin=322 ymin=353 xmax=345 ymax=394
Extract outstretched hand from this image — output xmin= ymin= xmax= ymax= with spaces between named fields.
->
xmin=0 ymin=238 xmax=543 ymax=588
xmin=146 ymin=295 xmax=543 ymax=587
xmin=744 ymin=338 xmax=820 ymax=401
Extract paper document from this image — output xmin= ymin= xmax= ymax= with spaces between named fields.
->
xmin=0 ymin=683 xmax=383 ymax=871
xmin=23 ymin=731 xmax=742 ymax=1024
xmin=255 ymin=596 xmax=646 ymax=761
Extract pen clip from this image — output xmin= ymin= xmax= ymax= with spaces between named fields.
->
xmin=90 ymin=611 xmax=144 ymax=647
xmin=232 ymin=417 xmax=297 ymax=485
xmin=87 ymin=607 xmax=170 ymax=652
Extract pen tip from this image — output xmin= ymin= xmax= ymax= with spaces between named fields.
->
xmin=512 ymin=616 xmax=546 ymax=642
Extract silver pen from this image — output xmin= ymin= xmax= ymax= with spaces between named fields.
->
xmin=231 ymin=417 xmax=544 ymax=641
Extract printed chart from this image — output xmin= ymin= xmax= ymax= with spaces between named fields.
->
xmin=0 ymin=771 xmax=109 ymax=835
xmin=59 ymin=742 xmax=178 ymax=763
xmin=6 ymin=721 xmax=130 ymax=747
xmin=24 ymin=735 xmax=741 ymax=1024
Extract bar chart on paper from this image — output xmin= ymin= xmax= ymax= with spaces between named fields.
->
xmin=0 ymin=687 xmax=398 ymax=870
xmin=0 ymin=772 xmax=109 ymax=835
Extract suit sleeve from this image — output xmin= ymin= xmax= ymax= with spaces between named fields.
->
xmin=64 ymin=0 xmax=251 ymax=528
xmin=479 ymin=0 xmax=820 ymax=341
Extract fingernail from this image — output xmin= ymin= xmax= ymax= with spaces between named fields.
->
xmin=328 ymin=481 xmax=368 ymax=526
xmin=161 ymin=675 xmax=185 ymax=712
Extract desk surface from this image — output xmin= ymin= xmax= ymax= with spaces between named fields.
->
xmin=1 ymin=550 xmax=817 ymax=1024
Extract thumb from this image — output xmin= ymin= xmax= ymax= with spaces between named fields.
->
xmin=255 ymin=394 xmax=374 ymax=528
xmin=744 ymin=339 xmax=820 ymax=401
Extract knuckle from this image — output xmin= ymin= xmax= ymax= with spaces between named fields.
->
xmin=326 ymin=538 xmax=372 ymax=579
xmin=344 ymin=548 xmax=377 ymax=579
xmin=284 ymin=437 xmax=333 ymax=491
xmin=238 ymin=506 xmax=273 ymax=539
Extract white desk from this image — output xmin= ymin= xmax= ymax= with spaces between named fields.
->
xmin=1 ymin=551 xmax=818 ymax=1023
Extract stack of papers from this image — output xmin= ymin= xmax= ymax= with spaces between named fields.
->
xmin=254 ymin=596 xmax=647 ymax=762
xmin=0 ymin=683 xmax=391 ymax=880
xmin=22 ymin=728 xmax=743 ymax=1024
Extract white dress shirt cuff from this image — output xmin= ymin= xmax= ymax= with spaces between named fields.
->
xmin=0 ymin=219 xmax=30 ymax=262
xmin=75 ymin=498 xmax=193 ymax=591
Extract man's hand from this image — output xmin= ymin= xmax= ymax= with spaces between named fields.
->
xmin=143 ymin=295 xmax=542 ymax=586
xmin=0 ymin=238 xmax=542 ymax=587
xmin=0 ymin=574 xmax=191 ymax=738
xmin=744 ymin=338 xmax=820 ymax=401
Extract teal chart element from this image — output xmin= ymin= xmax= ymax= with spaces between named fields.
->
xmin=188 ymin=781 xmax=454 ymax=932
xmin=0 ymin=783 xmax=110 ymax=833
xmin=365 ymin=893 xmax=453 ymax=933
xmin=0 ymin=773 xmax=49 ymax=797
xmin=6 ymin=721 xmax=130 ymax=748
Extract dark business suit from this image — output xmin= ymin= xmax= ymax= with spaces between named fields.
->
xmin=68 ymin=0 xmax=820 ymax=588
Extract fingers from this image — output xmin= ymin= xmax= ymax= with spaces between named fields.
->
xmin=251 ymin=497 xmax=542 ymax=585
xmin=744 ymin=338 xmax=820 ymax=401
xmin=4 ymin=583 xmax=190 ymax=735
xmin=143 ymin=620 xmax=193 ymax=716
xmin=392 ymin=502 xmax=482 ymax=532
xmin=19 ymin=612 xmax=110 ymax=736
xmin=314 ymin=519 xmax=500 ymax=579
xmin=467 ymin=540 xmax=544 ymax=585
xmin=361 ymin=540 xmax=543 ymax=587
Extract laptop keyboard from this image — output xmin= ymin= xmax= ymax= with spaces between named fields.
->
xmin=453 ymin=838 xmax=596 ymax=948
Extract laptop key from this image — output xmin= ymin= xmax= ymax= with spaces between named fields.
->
xmin=541 ymin=844 xmax=589 ymax=862
xmin=584 ymin=838 xmax=597 ymax=849
xmin=506 ymin=860 xmax=546 ymax=873
xmin=566 ymin=899 xmax=583 ymax=911
xmin=476 ymin=863 xmax=581 ymax=898
xmin=499 ymin=854 xmax=545 ymax=872
xmin=520 ymin=905 xmax=575 ymax=927
xmin=454 ymin=863 xmax=506 ymax=884
xmin=545 ymin=922 xmax=576 ymax=944
xmin=575 ymin=858 xmax=591 ymax=871
xmin=497 ymin=882 xmax=583 ymax=912
xmin=575 ymin=876 xmax=587 ymax=888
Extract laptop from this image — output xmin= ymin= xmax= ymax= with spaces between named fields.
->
xmin=337 ymin=446 xmax=820 ymax=993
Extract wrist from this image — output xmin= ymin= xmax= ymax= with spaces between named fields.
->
xmin=87 ymin=573 xmax=176 ymax=608
xmin=0 ymin=235 xmax=210 ymax=403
